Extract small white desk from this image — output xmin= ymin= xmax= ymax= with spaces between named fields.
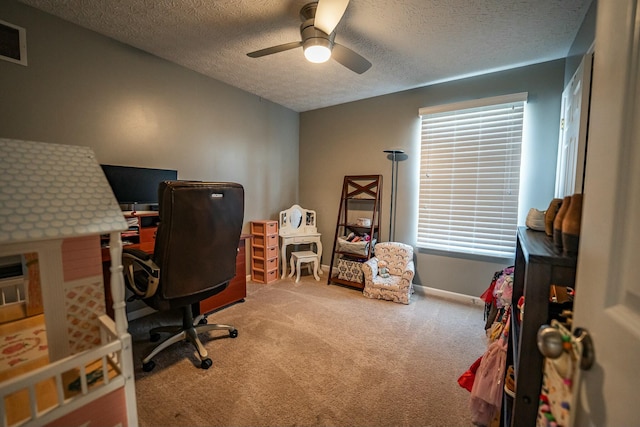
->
xmin=280 ymin=233 xmax=323 ymax=278
xmin=279 ymin=204 xmax=323 ymax=279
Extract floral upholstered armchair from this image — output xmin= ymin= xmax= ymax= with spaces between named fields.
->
xmin=361 ymin=242 xmax=415 ymax=304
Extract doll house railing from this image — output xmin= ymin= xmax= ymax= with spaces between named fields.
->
xmin=0 ymin=277 xmax=25 ymax=308
xmin=0 ymin=314 xmax=130 ymax=427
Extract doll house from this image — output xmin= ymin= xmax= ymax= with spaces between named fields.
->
xmin=0 ymin=139 xmax=137 ymax=427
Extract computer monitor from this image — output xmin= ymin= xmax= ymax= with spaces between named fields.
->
xmin=101 ymin=164 xmax=177 ymax=208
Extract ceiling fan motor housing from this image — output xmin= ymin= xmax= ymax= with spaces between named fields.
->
xmin=300 ymin=2 xmax=335 ymax=57
xmin=301 ymin=21 xmax=335 ymax=47
xmin=299 ymin=2 xmax=318 ymax=21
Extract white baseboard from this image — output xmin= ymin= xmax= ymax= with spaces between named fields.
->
xmin=320 ymin=265 xmax=484 ymax=306
xmin=413 ymin=284 xmax=483 ymax=306
xmin=319 ymin=263 xmax=481 ymax=307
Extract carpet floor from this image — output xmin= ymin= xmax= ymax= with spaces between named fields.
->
xmin=130 ymin=275 xmax=487 ymax=427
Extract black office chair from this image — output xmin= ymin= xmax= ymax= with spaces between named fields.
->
xmin=123 ymin=181 xmax=244 ymax=371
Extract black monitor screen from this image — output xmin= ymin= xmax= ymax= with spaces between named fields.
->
xmin=101 ymin=164 xmax=178 ymax=205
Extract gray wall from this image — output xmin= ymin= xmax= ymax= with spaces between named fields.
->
xmin=0 ymin=1 xmax=299 ymax=229
xmin=299 ymin=60 xmax=565 ymax=296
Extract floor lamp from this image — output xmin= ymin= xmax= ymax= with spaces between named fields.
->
xmin=383 ymin=149 xmax=404 ymax=241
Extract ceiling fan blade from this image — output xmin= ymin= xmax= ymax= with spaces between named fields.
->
xmin=314 ymin=0 xmax=350 ymax=35
xmin=247 ymin=41 xmax=303 ymax=58
xmin=332 ymin=43 xmax=371 ymax=74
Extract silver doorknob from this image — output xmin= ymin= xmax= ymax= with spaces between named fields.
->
xmin=573 ymin=327 xmax=595 ymax=370
xmin=537 ymin=325 xmax=565 ymax=359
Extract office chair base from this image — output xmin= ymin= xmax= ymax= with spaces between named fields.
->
xmin=141 ymin=314 xmax=238 ymax=372
xmin=142 ymin=360 xmax=156 ymax=372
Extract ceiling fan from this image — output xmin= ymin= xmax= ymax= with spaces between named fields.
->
xmin=247 ymin=0 xmax=372 ymax=74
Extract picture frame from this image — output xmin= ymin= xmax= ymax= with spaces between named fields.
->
xmin=0 ymin=19 xmax=27 ymax=66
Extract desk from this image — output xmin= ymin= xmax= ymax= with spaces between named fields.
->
xmin=197 ymin=234 xmax=251 ymax=315
xmin=100 ymin=211 xmax=159 ymax=261
xmin=280 ymin=233 xmax=322 ymax=278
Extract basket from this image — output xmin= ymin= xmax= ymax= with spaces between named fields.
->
xmin=336 ymin=258 xmax=364 ymax=283
xmin=337 ymin=236 xmax=375 ymax=256
xmin=356 ymin=217 xmax=371 ymax=227
xmin=526 ymin=208 xmax=546 ymax=232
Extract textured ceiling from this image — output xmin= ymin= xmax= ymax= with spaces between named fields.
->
xmin=19 ymin=0 xmax=592 ymax=112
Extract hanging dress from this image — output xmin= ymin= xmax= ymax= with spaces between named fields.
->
xmin=470 ymin=311 xmax=510 ymax=426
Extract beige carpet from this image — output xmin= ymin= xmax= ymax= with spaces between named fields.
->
xmin=130 ymin=275 xmax=487 ymax=427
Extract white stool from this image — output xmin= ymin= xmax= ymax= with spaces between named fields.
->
xmin=288 ymin=251 xmax=320 ymax=282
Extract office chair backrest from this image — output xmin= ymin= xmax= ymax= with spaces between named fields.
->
xmin=150 ymin=181 xmax=244 ymax=309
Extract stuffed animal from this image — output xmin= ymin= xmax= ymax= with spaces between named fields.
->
xmin=378 ymin=260 xmax=390 ymax=278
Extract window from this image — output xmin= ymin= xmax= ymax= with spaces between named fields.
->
xmin=417 ymin=93 xmax=527 ymax=258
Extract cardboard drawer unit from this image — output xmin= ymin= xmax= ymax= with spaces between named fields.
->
xmin=250 ymin=220 xmax=279 ymax=283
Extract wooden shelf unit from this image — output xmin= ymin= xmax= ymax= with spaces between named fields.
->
xmin=250 ymin=220 xmax=279 ymax=284
xmin=503 ymin=227 xmax=577 ymax=427
xmin=328 ymin=175 xmax=382 ymax=289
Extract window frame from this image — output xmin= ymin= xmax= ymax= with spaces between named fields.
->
xmin=417 ymin=92 xmax=528 ymax=259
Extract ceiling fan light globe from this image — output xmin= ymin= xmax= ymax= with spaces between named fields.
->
xmin=304 ymin=45 xmax=331 ymax=63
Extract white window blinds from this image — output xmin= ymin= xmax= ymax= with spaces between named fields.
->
xmin=417 ymin=93 xmax=527 ymax=258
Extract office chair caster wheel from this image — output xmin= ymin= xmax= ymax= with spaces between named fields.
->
xmin=229 ymin=329 xmax=238 ymax=338
xmin=142 ymin=360 xmax=155 ymax=372
xmin=150 ymin=333 xmax=161 ymax=342
xmin=201 ymin=358 xmax=213 ymax=369
xmin=198 ymin=317 xmax=208 ymax=325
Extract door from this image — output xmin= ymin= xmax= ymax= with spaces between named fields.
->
xmin=555 ymin=52 xmax=593 ymax=198
xmin=572 ymin=1 xmax=640 ymax=425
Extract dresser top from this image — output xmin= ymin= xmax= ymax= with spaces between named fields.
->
xmin=517 ymin=227 xmax=577 ymax=268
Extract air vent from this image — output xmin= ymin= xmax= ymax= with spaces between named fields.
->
xmin=0 ymin=19 xmax=27 ymax=66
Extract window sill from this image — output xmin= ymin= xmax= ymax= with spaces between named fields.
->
xmin=416 ymin=246 xmax=514 ymax=264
